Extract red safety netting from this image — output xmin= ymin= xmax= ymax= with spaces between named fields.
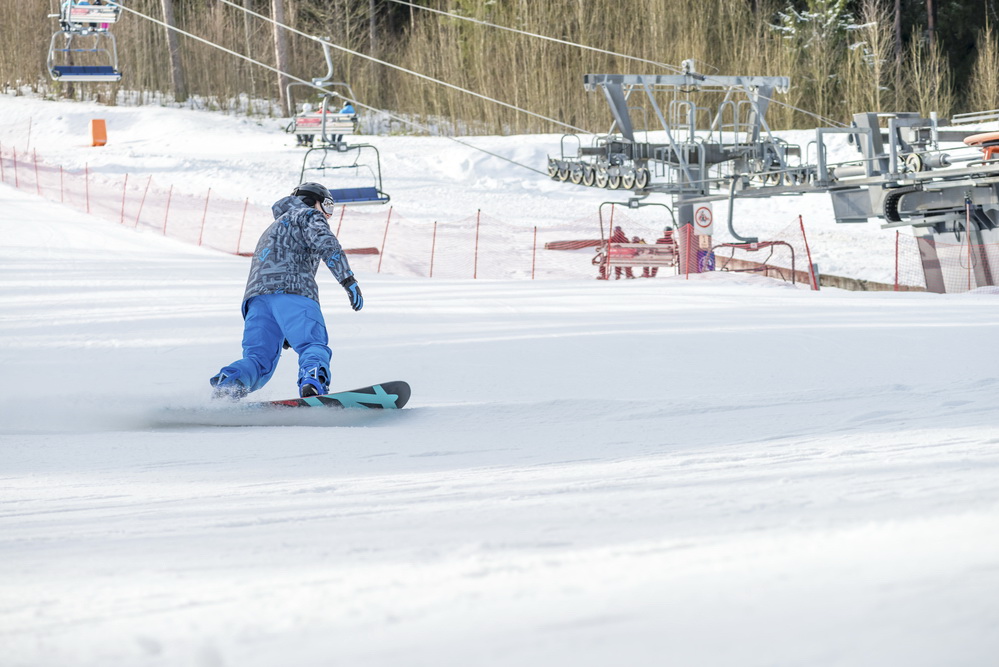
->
xmin=0 ymin=144 xmax=830 ymax=286
xmin=894 ymin=230 xmax=999 ymax=293
xmin=0 ymin=143 xmax=272 ymax=255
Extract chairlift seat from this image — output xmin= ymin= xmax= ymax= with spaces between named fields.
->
xmin=51 ymin=65 xmax=121 ymax=82
xmin=329 ymin=186 xmax=389 ymax=205
xmin=601 ymin=242 xmax=677 ymax=267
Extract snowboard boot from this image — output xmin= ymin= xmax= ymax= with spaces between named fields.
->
xmin=300 ymin=380 xmax=323 ymax=398
xmin=210 ymin=371 xmax=248 ymax=401
xmin=298 ymin=366 xmax=329 ymax=398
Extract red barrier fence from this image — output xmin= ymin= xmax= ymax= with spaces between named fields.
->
xmin=3 ymin=143 xmax=933 ymax=290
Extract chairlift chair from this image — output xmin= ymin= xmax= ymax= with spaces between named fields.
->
xmin=299 ymin=142 xmax=390 ymax=206
xmin=47 ymin=30 xmax=122 ymax=82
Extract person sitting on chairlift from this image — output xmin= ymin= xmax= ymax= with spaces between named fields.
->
xmin=333 ymin=101 xmax=356 ymax=145
xmin=296 ymin=103 xmax=315 ymax=147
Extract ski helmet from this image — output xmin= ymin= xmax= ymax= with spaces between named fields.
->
xmin=293 ymin=182 xmax=334 ymax=214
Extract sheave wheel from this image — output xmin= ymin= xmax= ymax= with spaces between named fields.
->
xmin=635 ymin=168 xmax=650 ymax=189
xmin=582 ymin=166 xmax=596 ymax=187
xmin=621 ymin=171 xmax=637 ymax=190
xmin=595 ymin=169 xmax=609 ymax=188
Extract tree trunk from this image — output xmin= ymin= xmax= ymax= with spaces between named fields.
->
xmin=894 ymin=0 xmax=902 ymax=58
xmin=243 ymin=0 xmax=257 ymax=101
xmin=369 ymin=0 xmax=377 ymax=54
xmin=160 ymin=0 xmax=187 ymax=103
xmin=272 ymin=0 xmax=291 ymax=116
xmin=926 ymin=0 xmax=936 ymax=46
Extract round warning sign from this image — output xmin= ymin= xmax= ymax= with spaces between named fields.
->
xmin=694 ymin=205 xmax=713 ymax=235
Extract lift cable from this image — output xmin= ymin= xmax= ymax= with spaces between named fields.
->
xmin=109 ymin=1 xmax=549 ymax=176
xmin=386 ymin=0 xmax=849 ymax=128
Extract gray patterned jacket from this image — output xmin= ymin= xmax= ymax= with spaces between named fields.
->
xmin=241 ymin=195 xmax=354 ymax=314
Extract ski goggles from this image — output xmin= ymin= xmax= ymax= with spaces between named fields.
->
xmin=319 ymin=196 xmax=335 ymax=215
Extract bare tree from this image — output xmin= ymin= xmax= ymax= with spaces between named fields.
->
xmin=160 ymin=0 xmax=187 ymax=103
xmin=272 ymin=0 xmax=291 ymax=116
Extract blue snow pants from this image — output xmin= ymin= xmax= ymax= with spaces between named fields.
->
xmin=215 ymin=293 xmax=332 ymax=393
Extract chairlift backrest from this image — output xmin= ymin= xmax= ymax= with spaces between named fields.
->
xmin=62 ymin=1 xmax=121 ymax=27
xmin=292 ymin=112 xmax=358 ymax=138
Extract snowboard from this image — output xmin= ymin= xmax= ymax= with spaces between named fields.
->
xmin=254 ymin=380 xmax=411 ymax=410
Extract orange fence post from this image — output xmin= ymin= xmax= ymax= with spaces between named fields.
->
xmin=531 ymin=226 xmax=538 ymax=280
xmin=162 ymin=185 xmax=173 ymax=235
xmin=236 ymin=197 xmax=249 ymax=254
xmin=134 ymin=175 xmax=152 ymax=228
xmin=119 ymin=173 xmax=129 ymax=224
xmin=377 ymin=206 xmax=392 ymax=273
xmin=966 ymin=199 xmax=974 ymax=291
xmin=33 ymin=150 xmax=40 ymax=196
xmin=895 ymin=229 xmax=901 ymax=292
xmin=799 ymin=214 xmax=819 ymax=290
xmin=335 ymin=206 xmax=345 ymax=237
xmin=429 ymin=221 xmax=438 ymax=278
xmin=473 ymin=209 xmax=481 ymax=279
xmin=198 ymin=188 xmax=211 ymax=246
xmin=603 ymin=204 xmax=615 ymax=280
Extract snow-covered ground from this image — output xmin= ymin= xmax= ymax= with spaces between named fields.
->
xmin=1 ymin=94 xmax=998 ymax=666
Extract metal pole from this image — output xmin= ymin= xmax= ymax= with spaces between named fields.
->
xmin=377 ymin=206 xmax=392 ymax=273
xmin=335 ymin=206 xmax=345 ymax=237
xmin=13 ymin=148 xmax=19 ymax=189
xmin=33 ymin=150 xmax=40 ymax=196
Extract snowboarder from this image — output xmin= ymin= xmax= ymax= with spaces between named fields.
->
xmin=209 ymin=182 xmax=363 ymax=400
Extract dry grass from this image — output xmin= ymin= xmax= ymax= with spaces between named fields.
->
xmin=0 ymin=0 xmax=983 ymax=132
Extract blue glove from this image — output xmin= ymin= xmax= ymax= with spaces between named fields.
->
xmin=341 ymin=276 xmax=363 ymax=311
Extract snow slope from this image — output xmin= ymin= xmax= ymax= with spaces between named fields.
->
xmin=1 ymin=94 xmax=999 ymax=666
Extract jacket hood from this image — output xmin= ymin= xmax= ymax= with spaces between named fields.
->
xmin=271 ymin=194 xmax=310 ymax=220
